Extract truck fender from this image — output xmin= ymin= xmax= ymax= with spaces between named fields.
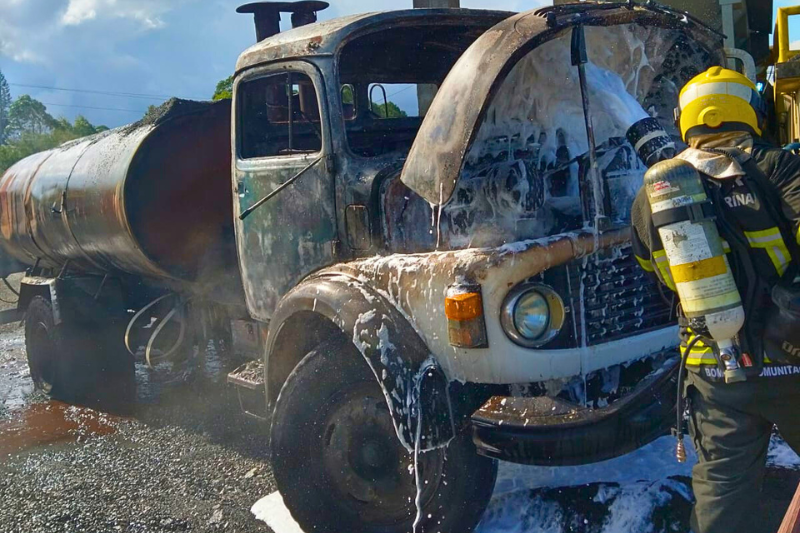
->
xmin=19 ymin=276 xmax=61 ymax=324
xmin=266 ymin=273 xmax=455 ymax=452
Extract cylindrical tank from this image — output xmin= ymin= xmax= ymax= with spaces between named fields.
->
xmin=0 ymin=99 xmax=237 ymax=289
xmin=644 ymin=159 xmax=746 ymax=382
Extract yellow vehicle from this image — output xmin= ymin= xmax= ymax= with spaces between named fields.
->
xmin=772 ymin=5 xmax=800 ymax=147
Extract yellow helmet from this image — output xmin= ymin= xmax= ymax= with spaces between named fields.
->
xmin=676 ymin=66 xmax=764 ymax=141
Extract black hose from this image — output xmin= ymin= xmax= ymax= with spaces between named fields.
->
xmin=0 ymin=278 xmax=18 ymax=305
xmin=2 ymin=277 xmax=19 ymax=297
xmin=676 ymin=335 xmax=705 ymax=450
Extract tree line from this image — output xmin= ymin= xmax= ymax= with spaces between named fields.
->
xmin=0 ymin=70 xmax=109 ymax=173
xmin=0 ymin=71 xmax=411 ymax=173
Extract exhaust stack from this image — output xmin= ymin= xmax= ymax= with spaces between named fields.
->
xmin=237 ymin=1 xmax=330 ymax=42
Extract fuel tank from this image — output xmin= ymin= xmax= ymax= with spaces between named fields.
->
xmin=0 ymin=99 xmax=238 ymax=290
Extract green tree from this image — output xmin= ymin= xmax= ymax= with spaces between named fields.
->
xmin=71 ymin=115 xmax=98 ymax=137
xmin=0 ymin=97 xmax=107 ymax=173
xmin=6 ymin=95 xmax=57 ymax=138
xmin=342 ymin=85 xmax=354 ymax=105
xmin=213 ymin=76 xmax=233 ymax=101
xmin=371 ymin=100 xmax=407 ymax=119
xmin=0 ymin=70 xmax=11 ymax=144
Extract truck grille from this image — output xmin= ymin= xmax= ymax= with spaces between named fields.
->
xmin=565 ymin=245 xmax=676 ymax=346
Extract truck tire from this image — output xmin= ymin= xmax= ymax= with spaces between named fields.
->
xmin=270 ymin=338 xmax=497 ymax=533
xmin=25 ymin=296 xmax=134 ymax=403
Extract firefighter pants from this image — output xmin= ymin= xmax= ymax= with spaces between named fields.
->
xmin=687 ymin=371 xmax=800 ymax=533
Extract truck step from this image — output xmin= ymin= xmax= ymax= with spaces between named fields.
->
xmin=227 ymin=359 xmax=265 ymax=390
xmin=227 ymin=360 xmax=268 ymax=422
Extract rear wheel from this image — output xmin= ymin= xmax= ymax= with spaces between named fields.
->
xmin=25 ymin=296 xmax=134 ymax=404
xmin=270 ymin=338 xmax=497 ymax=533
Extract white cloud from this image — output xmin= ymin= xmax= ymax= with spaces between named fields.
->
xmin=62 ymin=0 xmax=98 ymax=25
xmin=1 ymin=0 xmax=553 ymax=128
xmin=0 ymin=19 xmax=43 ymax=63
xmin=61 ymin=0 xmax=187 ymax=28
xmin=791 ymin=39 xmax=800 ymax=50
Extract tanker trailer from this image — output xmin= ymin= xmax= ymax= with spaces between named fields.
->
xmin=0 ymin=98 xmax=246 ymax=401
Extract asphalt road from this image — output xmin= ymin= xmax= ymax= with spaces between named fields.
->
xmin=0 ymin=272 xmax=276 ymax=533
xmin=0 ymin=342 xmax=276 ymax=533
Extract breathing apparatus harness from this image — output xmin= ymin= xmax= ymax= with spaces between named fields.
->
xmin=668 ymin=147 xmax=800 ymax=462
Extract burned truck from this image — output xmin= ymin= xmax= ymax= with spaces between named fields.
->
xmin=0 ymin=2 xmax=731 ymax=532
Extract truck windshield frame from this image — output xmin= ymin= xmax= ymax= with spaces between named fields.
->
xmin=335 ymin=22 xmax=495 ymax=160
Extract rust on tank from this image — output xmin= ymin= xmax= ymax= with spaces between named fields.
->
xmin=0 ymin=99 xmax=243 ymax=299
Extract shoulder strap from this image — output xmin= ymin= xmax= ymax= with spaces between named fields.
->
xmin=709 ymin=147 xmax=800 ymax=271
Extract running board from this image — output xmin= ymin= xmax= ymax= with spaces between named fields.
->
xmin=227 ymin=360 xmax=269 ymax=422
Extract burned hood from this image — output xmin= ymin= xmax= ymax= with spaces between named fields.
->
xmin=401 ymin=2 xmax=724 ymax=205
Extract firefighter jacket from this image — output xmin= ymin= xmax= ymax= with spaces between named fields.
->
xmin=631 ymin=133 xmax=800 ymax=380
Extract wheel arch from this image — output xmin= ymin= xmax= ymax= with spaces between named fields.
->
xmin=266 ymin=273 xmax=456 ymax=452
xmin=19 ymin=277 xmax=59 ymax=322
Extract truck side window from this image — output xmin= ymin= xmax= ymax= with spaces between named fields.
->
xmin=239 ymin=72 xmax=322 ymax=159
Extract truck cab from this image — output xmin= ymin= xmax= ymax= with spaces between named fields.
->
xmin=229 ymin=3 xmax=724 ymax=532
xmin=0 ymin=2 xmax=729 ymax=532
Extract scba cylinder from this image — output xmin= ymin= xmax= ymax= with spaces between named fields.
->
xmin=644 ymin=159 xmax=744 ymax=344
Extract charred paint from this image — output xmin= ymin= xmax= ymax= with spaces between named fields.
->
xmin=401 ymin=3 xmax=724 ymax=205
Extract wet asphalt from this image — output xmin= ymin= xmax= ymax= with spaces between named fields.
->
xmin=0 ymin=274 xmax=275 ymax=533
xmin=0 ymin=346 xmax=276 ymax=533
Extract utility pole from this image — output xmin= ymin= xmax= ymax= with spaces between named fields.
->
xmin=413 ymin=0 xmax=459 ymax=115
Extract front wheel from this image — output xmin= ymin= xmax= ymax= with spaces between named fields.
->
xmin=270 ymin=338 xmax=497 ymax=533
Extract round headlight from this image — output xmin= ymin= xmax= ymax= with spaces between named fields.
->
xmin=501 ymin=283 xmax=565 ymax=348
xmin=513 ymin=291 xmax=550 ymax=340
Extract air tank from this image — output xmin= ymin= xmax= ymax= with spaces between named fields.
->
xmin=0 ymin=99 xmax=237 ymax=289
xmin=644 ymin=159 xmax=746 ymax=383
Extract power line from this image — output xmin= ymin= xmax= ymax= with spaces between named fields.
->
xmin=388 ymin=85 xmax=415 ymax=98
xmin=10 ymin=83 xmax=205 ymax=102
xmin=40 ymin=102 xmax=144 ymax=114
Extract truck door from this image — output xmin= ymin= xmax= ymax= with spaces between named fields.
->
xmin=234 ymin=62 xmax=336 ymax=321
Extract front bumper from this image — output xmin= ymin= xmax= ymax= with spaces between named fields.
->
xmin=470 ymin=358 xmax=678 ymax=466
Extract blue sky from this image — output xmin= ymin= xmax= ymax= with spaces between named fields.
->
xmin=0 ymin=0 xmax=794 ymax=129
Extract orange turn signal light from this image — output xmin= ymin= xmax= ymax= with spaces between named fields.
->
xmin=445 ymin=292 xmax=483 ymax=321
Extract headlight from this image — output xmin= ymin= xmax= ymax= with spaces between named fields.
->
xmin=501 ymin=283 xmax=565 ymax=348
xmin=513 ymin=291 xmax=549 ymax=340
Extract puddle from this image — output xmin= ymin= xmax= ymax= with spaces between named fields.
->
xmin=0 ymin=401 xmax=125 ymax=455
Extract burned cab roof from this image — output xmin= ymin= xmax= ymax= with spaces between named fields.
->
xmin=400 ymin=2 xmax=725 ymax=205
xmin=235 ymin=8 xmax=514 ymax=73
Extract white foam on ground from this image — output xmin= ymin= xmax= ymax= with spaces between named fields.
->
xmin=477 ymin=478 xmax=693 ymax=533
xmin=251 ymin=492 xmax=304 ymax=533
xmin=493 ymin=436 xmax=695 ymax=496
xmin=769 ymin=434 xmax=800 ymax=470
xmin=253 ymin=435 xmax=800 ymax=533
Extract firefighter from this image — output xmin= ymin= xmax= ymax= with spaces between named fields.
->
xmin=631 ymin=66 xmax=800 ymax=533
